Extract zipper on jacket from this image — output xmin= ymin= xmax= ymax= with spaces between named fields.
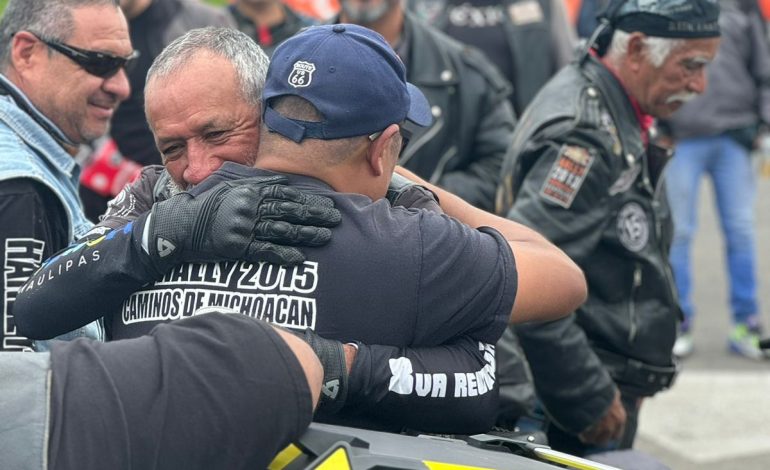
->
xmin=651 ymin=165 xmax=680 ymax=310
xmin=628 ymin=263 xmax=642 ymax=343
xmin=429 ymin=145 xmax=458 ymax=183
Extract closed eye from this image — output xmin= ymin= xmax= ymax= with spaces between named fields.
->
xmin=160 ymin=144 xmax=183 ymax=161
xmin=204 ymin=130 xmax=228 ymax=141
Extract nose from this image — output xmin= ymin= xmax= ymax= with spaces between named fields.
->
xmin=103 ymin=68 xmax=131 ymax=102
xmin=182 ymin=144 xmax=220 ymax=186
xmin=687 ymin=68 xmax=708 ymax=95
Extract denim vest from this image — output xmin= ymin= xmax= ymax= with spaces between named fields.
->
xmin=0 ymin=352 xmax=50 ymax=470
xmin=0 ymin=75 xmax=102 ymax=347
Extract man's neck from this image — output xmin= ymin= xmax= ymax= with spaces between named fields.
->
xmin=340 ymin=4 xmax=404 ymax=46
xmin=236 ymin=1 xmax=286 ymax=28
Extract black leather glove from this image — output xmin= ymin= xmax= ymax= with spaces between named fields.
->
xmin=136 ymin=176 xmax=341 ymax=277
xmin=295 ymin=328 xmax=349 ymax=415
xmin=386 ymin=173 xmax=441 ymax=210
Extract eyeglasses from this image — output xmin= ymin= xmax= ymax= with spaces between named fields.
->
xmin=26 ymin=32 xmax=139 ymax=78
xmin=369 ymin=124 xmax=413 ymax=156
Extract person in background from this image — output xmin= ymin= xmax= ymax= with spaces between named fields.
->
xmin=496 ymin=0 xmax=720 ymax=456
xmin=0 ymin=0 xmax=134 ymax=351
xmin=337 ymin=0 xmax=517 ymax=211
xmin=228 ymin=0 xmax=315 ymax=56
xmin=78 ymin=0 xmax=233 ymax=222
xmin=409 ymin=0 xmax=576 ymax=116
xmin=662 ymin=0 xmax=770 ymax=360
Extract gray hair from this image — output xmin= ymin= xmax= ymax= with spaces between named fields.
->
xmin=606 ymin=30 xmax=685 ymax=68
xmin=0 ymin=0 xmax=119 ymax=70
xmin=146 ymin=27 xmax=269 ymax=108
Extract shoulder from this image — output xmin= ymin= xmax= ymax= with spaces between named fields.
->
xmin=523 ymin=66 xmax=607 ymax=138
xmin=0 ymin=178 xmax=66 ymax=230
xmin=0 ymin=178 xmax=53 ymax=198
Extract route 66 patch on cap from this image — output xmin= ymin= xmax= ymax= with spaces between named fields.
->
xmin=539 ymin=145 xmax=595 ymax=208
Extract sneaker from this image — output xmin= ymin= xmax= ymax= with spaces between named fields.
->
xmin=673 ymin=331 xmax=694 ymax=358
xmin=728 ymin=323 xmax=769 ymax=360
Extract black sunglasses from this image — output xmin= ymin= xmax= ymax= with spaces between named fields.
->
xmin=369 ymin=124 xmax=413 ymax=156
xmin=27 ymin=32 xmax=139 ymax=78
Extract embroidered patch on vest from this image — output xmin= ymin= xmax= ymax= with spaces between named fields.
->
xmin=617 ymin=202 xmax=649 ymax=252
xmin=508 ymin=0 xmax=544 ymax=25
xmin=539 ymin=145 xmax=595 ymax=208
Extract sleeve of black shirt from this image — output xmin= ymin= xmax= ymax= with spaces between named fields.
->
xmin=48 ymin=313 xmax=313 ymax=470
xmin=340 ymin=335 xmax=500 ymax=434
xmin=13 ymin=211 xmax=159 ymax=340
xmin=14 ymin=168 xmax=166 ymax=340
xmin=0 ymin=179 xmax=68 ymax=351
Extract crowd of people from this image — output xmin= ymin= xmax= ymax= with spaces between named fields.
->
xmin=0 ymin=0 xmax=767 ymax=468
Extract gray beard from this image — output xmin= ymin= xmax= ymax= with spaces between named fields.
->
xmin=340 ymin=0 xmax=394 ymax=24
xmin=166 ymin=178 xmax=188 ymax=197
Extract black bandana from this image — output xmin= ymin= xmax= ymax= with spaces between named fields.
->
xmin=590 ymin=0 xmax=720 ymax=56
xmin=610 ymin=0 xmax=720 ymax=38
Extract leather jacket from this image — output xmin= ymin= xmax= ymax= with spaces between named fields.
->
xmin=399 ymin=12 xmax=516 ymax=211
xmin=409 ymin=0 xmax=575 ymax=115
xmin=495 ymin=55 xmax=680 ymax=434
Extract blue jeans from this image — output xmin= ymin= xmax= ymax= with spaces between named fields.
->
xmin=666 ymin=135 xmax=758 ymax=326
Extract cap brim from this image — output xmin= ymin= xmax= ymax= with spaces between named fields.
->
xmin=406 ymin=83 xmax=433 ymax=127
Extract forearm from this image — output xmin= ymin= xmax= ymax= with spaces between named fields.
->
xmin=14 ymin=218 xmax=157 ymax=339
xmin=515 ymin=315 xmax=617 ymax=435
xmin=344 ymin=336 xmax=499 ymax=434
xmin=396 ymin=166 xmax=587 ymax=323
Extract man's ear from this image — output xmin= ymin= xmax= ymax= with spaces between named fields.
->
xmin=366 ymin=124 xmax=400 ymax=177
xmin=10 ymin=31 xmax=45 ymax=75
xmin=626 ymin=32 xmax=648 ymax=72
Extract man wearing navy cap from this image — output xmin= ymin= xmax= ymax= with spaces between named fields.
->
xmin=17 ymin=24 xmax=587 ymax=434
xmin=496 ymin=0 xmax=720 ymax=455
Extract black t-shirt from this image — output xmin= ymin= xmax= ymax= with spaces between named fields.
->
xmin=14 ymin=164 xmax=512 ymax=433
xmin=112 ymin=164 xmax=518 ymax=347
xmin=0 ymin=179 xmax=68 ymax=351
xmin=48 ymin=313 xmax=312 ymax=470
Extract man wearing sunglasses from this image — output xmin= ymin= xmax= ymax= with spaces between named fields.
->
xmin=0 ymin=0 xmax=135 ymax=353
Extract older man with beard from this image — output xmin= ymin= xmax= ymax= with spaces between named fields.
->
xmin=495 ymin=0 xmax=721 ymax=456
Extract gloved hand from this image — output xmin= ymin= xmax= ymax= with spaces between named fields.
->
xmin=386 ymin=172 xmax=441 ymax=210
xmin=136 ymin=175 xmax=341 ymax=277
xmin=295 ymin=328 xmax=350 ymax=415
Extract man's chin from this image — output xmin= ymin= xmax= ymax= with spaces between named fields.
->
xmin=652 ymin=102 xmax=683 ymax=119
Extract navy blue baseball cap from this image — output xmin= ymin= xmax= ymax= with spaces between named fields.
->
xmin=262 ymin=24 xmax=432 ymax=143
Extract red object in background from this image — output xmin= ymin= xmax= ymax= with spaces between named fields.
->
xmin=282 ymin=0 xmax=340 ymax=20
xmin=760 ymin=0 xmax=770 ymax=21
xmin=80 ymin=138 xmax=143 ymax=198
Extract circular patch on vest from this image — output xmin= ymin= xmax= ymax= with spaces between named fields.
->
xmin=617 ymin=202 xmax=649 ymax=252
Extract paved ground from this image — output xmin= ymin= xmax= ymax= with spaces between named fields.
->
xmin=634 ymin=171 xmax=770 ymax=469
